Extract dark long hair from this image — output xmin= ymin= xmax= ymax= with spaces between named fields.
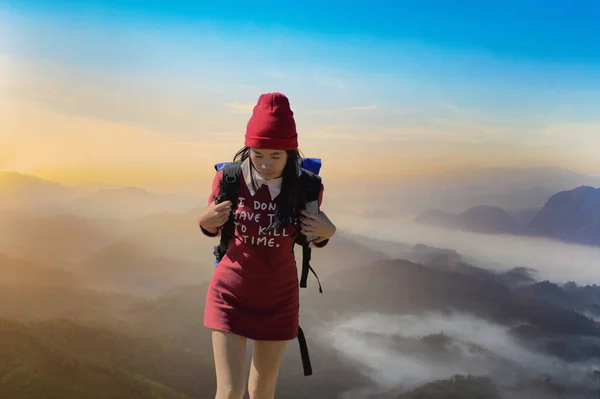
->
xmin=233 ymin=146 xmax=303 ymax=233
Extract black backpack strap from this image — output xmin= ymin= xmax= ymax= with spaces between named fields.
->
xmin=300 ymin=243 xmax=323 ymax=293
xmin=294 ymin=169 xmax=324 ymax=377
xmin=297 ymin=326 xmax=312 ymax=376
xmin=297 ymin=169 xmax=323 ymax=293
xmin=213 ymin=162 xmax=242 ymax=264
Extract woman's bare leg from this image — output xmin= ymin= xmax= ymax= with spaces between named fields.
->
xmin=247 ymin=340 xmax=288 ymax=399
xmin=212 ymin=330 xmax=248 ymax=399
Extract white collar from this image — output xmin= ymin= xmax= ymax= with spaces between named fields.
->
xmin=241 ymin=158 xmax=283 ymax=199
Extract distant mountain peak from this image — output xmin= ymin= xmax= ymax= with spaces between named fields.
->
xmin=527 ymin=185 xmax=600 ymax=245
xmin=0 ymin=171 xmax=79 ymax=211
xmin=415 ymin=184 xmax=600 ymax=247
xmin=416 ymin=204 xmax=517 ymax=234
xmin=0 ymin=170 xmax=71 ymax=188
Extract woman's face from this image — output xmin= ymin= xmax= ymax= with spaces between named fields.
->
xmin=249 ymin=148 xmax=289 ymax=180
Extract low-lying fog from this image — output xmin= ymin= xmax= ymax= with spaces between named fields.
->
xmin=335 ymin=215 xmax=600 ymax=286
xmin=316 ymin=311 xmax=596 ymax=398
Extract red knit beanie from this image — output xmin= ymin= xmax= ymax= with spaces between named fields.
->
xmin=245 ymin=92 xmax=298 ymax=150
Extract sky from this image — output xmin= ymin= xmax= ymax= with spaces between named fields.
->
xmin=1 ymin=0 xmax=600 ymax=192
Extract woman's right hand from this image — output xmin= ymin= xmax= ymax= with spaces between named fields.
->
xmin=199 ymin=200 xmax=233 ymax=229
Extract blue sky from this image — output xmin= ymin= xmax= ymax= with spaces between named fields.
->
xmin=6 ymin=0 xmax=600 ymax=61
xmin=2 ymin=0 xmax=600 ymax=187
xmin=4 ymin=0 xmax=599 ymax=108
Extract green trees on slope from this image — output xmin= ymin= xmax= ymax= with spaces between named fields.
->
xmin=0 ymin=318 xmax=209 ymax=399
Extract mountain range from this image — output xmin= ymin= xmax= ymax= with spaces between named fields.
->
xmin=0 ymin=171 xmax=203 ymax=220
xmin=349 ymin=166 xmax=600 ymax=219
xmin=2 ymin=166 xmax=600 ymax=398
xmin=2 ymin=238 xmax=599 ymax=398
xmin=4 ymin=165 xmax=600 ymax=221
xmin=416 ymin=185 xmax=600 ymax=247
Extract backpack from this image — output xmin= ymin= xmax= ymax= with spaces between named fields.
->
xmin=211 ymin=158 xmax=324 ymax=377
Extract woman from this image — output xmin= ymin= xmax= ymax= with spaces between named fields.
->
xmin=198 ymin=92 xmax=336 ymax=399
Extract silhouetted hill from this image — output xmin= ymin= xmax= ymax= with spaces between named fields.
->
xmin=527 ymin=185 xmax=600 ymax=246
xmin=563 ymin=281 xmax=600 ymax=313
xmin=322 ymin=259 xmax=599 ymax=336
xmin=509 ymin=322 xmax=600 ymax=365
xmin=508 ymin=207 xmax=541 ymax=227
xmin=404 ymin=244 xmax=462 ymax=267
xmin=78 ymin=243 xmax=205 ymax=296
xmin=388 ymin=166 xmax=600 ymax=216
xmin=400 ymin=244 xmax=536 ymax=288
xmin=513 ymin=280 xmax=600 ymax=320
xmin=459 ymin=205 xmax=517 ymax=233
xmin=515 ymin=281 xmax=573 ymax=309
xmin=0 ymin=171 xmax=78 ymax=211
xmin=415 ymin=185 xmax=600 ymax=247
xmin=416 ymin=205 xmax=518 ymax=234
xmin=0 ymin=171 xmax=202 ymax=219
xmin=414 ymin=209 xmax=460 ymax=229
xmin=495 ymin=266 xmax=537 ymax=288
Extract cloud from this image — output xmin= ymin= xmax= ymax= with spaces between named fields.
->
xmin=340 ymin=104 xmax=380 ymax=111
xmin=308 ymin=129 xmax=469 ymax=144
xmin=303 ymin=113 xmax=517 ymax=145
xmin=536 ymin=122 xmax=600 ymax=138
xmin=318 ymin=311 xmax=592 ymax=396
xmin=335 ymin=217 xmax=600 ymax=285
xmin=0 ymin=54 xmax=566 ymax=151
xmin=1 ymin=55 xmax=248 ymax=140
xmin=224 ymin=102 xmax=254 ymax=114
xmin=1 ymin=96 xmax=235 ymax=176
xmin=525 ymin=122 xmax=600 ymax=163
xmin=296 ymin=99 xmax=536 ymax=147
xmin=5 ymin=52 xmax=599 ymax=186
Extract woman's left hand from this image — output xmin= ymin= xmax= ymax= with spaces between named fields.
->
xmin=300 ymin=209 xmax=336 ymax=240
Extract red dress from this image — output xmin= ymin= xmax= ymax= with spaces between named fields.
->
xmin=203 ymin=169 xmax=324 ymax=341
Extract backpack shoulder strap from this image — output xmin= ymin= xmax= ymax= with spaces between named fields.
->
xmin=298 ymin=168 xmax=322 ymax=204
xmin=295 ymin=168 xmax=323 ymax=293
xmin=295 ymin=167 xmax=324 ymax=376
xmin=219 ymin=162 xmax=242 ymax=204
xmin=213 ymin=161 xmax=242 ymax=264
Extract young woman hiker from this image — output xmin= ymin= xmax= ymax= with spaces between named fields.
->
xmin=197 ymin=92 xmax=337 ymax=399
